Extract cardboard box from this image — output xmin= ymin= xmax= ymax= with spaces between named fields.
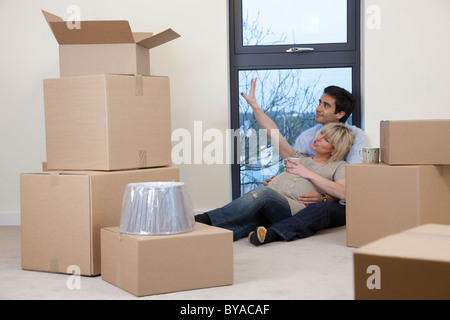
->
xmin=381 ymin=120 xmax=450 ymax=165
xmin=42 ymin=10 xmax=180 ymax=77
xmin=101 ymin=223 xmax=234 ymax=297
xmin=20 ymin=166 xmax=179 ymax=276
xmin=44 ymin=74 xmax=172 ymax=171
xmin=346 ymin=164 xmax=450 ymax=248
xmin=354 ymin=224 xmax=450 ymax=300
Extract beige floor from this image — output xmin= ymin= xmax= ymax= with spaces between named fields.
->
xmin=0 ymin=226 xmax=356 ymax=300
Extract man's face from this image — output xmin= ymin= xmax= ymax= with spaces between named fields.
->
xmin=315 ymin=93 xmax=345 ymax=124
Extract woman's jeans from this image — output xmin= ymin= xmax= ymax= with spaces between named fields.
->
xmin=269 ymin=202 xmax=346 ymax=241
xmin=206 ymin=186 xmax=292 ymax=241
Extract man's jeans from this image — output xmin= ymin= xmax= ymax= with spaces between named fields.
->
xmin=269 ymin=202 xmax=346 ymax=241
xmin=206 ymin=186 xmax=292 ymax=241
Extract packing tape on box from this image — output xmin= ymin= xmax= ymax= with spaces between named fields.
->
xmin=139 ymin=150 xmax=147 ymax=167
xmin=116 ymin=233 xmax=122 ymax=250
xmin=135 ymin=75 xmax=144 ymax=96
xmin=116 ymin=233 xmax=122 ymax=287
xmin=115 ymin=262 xmax=121 ymax=287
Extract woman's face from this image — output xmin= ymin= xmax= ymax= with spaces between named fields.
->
xmin=311 ymin=132 xmax=335 ymax=156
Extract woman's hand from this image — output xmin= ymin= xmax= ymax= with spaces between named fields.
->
xmin=285 ymin=160 xmax=313 ymax=180
xmin=241 ymin=78 xmax=258 ymax=108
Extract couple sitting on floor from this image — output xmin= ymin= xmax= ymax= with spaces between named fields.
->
xmin=195 ymin=78 xmax=367 ymax=246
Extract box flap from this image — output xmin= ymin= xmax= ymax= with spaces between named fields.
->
xmin=132 ymin=32 xmax=154 ymax=43
xmin=42 ymin=10 xmax=63 ymax=23
xmin=136 ymin=28 xmax=180 ymax=49
xmin=42 ymin=10 xmax=180 ymax=47
xmin=42 ymin=10 xmax=135 ymax=44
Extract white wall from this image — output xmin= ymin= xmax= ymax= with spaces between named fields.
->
xmin=362 ymin=0 xmax=450 ymax=146
xmin=0 ymin=0 xmax=230 ymax=225
xmin=2 ymin=0 xmax=450 ymax=225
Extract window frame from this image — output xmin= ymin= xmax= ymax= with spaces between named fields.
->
xmin=235 ymin=0 xmax=358 ymax=54
xmin=229 ymin=0 xmax=361 ymax=200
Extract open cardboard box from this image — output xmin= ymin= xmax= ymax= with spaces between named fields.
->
xmin=42 ymin=10 xmax=180 ymax=77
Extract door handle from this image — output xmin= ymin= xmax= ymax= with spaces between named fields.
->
xmin=286 ymin=47 xmax=315 ymax=53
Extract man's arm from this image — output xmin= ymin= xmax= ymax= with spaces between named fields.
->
xmin=345 ymin=127 xmax=368 ymax=164
xmin=298 ymin=192 xmax=339 ymax=206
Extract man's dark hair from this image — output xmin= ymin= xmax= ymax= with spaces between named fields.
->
xmin=324 ymin=86 xmax=356 ymax=123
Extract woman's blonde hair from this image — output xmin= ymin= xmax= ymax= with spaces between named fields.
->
xmin=321 ymin=123 xmax=355 ymax=163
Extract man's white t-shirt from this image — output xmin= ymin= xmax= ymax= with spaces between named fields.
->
xmin=293 ymin=123 xmax=367 ymax=165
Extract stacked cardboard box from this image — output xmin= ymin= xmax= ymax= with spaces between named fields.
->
xmin=20 ymin=11 xmax=181 ymax=276
xmin=22 ymin=11 xmax=234 ymax=297
xmin=101 ymin=224 xmax=234 ymax=297
xmin=349 ymin=121 xmax=450 ymax=299
xmin=346 ymin=120 xmax=450 ymax=248
xmin=21 ymin=168 xmax=180 ymax=276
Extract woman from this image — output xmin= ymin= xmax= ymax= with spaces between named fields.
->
xmin=195 ymin=78 xmax=355 ymax=241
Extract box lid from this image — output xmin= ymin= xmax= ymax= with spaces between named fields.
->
xmin=42 ymin=10 xmax=180 ymax=48
xmin=355 ymin=224 xmax=450 ymax=263
xmin=103 ymin=223 xmax=232 ymax=241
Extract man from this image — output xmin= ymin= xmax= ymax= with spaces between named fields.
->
xmin=294 ymin=86 xmax=366 ymax=164
xmin=291 ymin=85 xmax=367 ymax=205
xmin=249 ymin=85 xmax=367 ymax=246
